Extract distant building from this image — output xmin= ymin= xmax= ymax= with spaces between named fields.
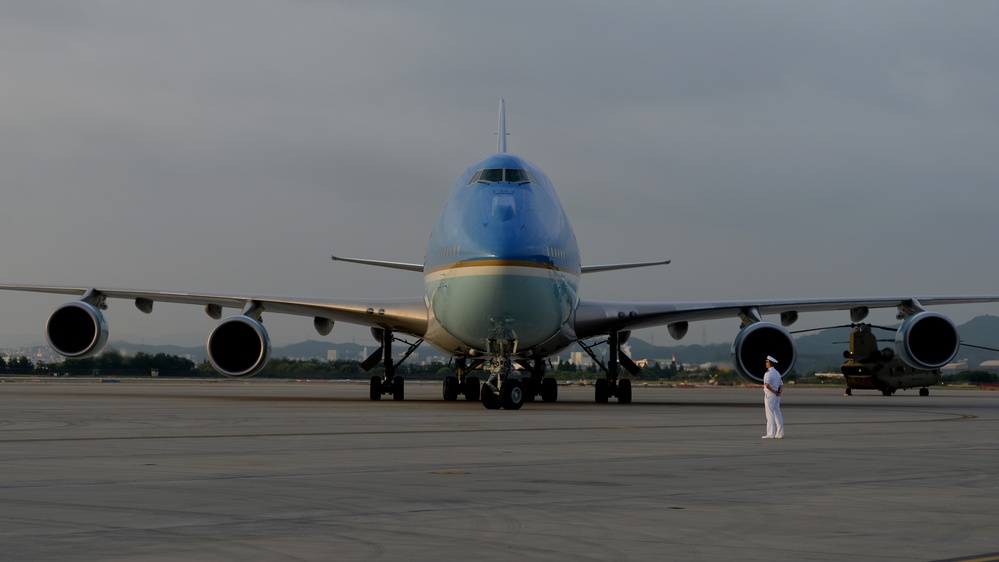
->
xmin=569 ymin=351 xmax=592 ymax=367
xmin=327 ymin=350 xmax=338 ymax=362
xmin=979 ymin=360 xmax=999 ymax=373
xmin=942 ymin=360 xmax=969 ymax=373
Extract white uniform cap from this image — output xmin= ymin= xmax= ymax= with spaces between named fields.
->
xmin=766 ymin=355 xmax=778 ymax=364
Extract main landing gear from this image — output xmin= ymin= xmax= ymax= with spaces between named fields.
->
xmin=516 ymin=358 xmax=559 ymax=404
xmin=579 ymin=331 xmax=642 ymax=404
xmin=362 ymin=328 xmax=422 ymax=401
xmin=442 ymin=358 xmax=483 ymax=402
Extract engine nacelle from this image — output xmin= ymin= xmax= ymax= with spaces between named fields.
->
xmin=45 ymin=301 xmax=109 ymax=359
xmin=206 ymin=315 xmax=272 ymax=377
xmin=895 ymin=311 xmax=959 ymax=370
xmin=731 ymin=321 xmax=797 ymax=383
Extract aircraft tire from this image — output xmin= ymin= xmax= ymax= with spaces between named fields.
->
xmin=501 ymin=379 xmax=525 ymax=410
xmin=618 ymin=379 xmax=632 ymax=404
xmin=595 ymin=379 xmax=610 ymax=403
xmin=464 ymin=376 xmax=480 ymax=401
xmin=521 ymin=377 xmax=536 ymax=403
xmin=443 ymin=376 xmax=459 ymax=401
xmin=920 ymin=387 xmax=929 ymax=396
xmin=481 ymin=383 xmax=501 ymax=409
xmin=541 ymin=377 xmax=558 ymax=402
xmin=370 ymin=376 xmax=382 ymax=401
xmin=392 ymin=376 xmax=405 ymax=401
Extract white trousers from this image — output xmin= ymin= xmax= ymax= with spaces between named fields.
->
xmin=764 ymin=394 xmax=783 ymax=437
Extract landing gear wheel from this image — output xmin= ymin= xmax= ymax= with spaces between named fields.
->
xmin=541 ymin=377 xmax=559 ymax=403
xmin=464 ymin=376 xmax=480 ymax=402
xmin=844 ymin=387 xmax=852 ymax=396
xmin=595 ymin=378 xmax=610 ymax=403
xmin=370 ymin=376 xmax=382 ymax=401
xmin=392 ymin=376 xmax=405 ymax=401
xmin=521 ymin=377 xmax=536 ymax=403
xmin=919 ymin=387 xmax=929 ymax=397
xmin=481 ymin=383 xmax=501 ymax=410
xmin=500 ymin=379 xmax=525 ymax=410
xmin=443 ymin=376 xmax=459 ymax=401
xmin=617 ymin=378 xmax=632 ymax=404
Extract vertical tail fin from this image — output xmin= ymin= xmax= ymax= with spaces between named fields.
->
xmin=497 ymin=98 xmax=507 ymax=153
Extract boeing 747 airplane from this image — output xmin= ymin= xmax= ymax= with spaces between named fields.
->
xmin=3 ymin=101 xmax=997 ymax=409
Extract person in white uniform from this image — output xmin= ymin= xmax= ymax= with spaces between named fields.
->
xmin=762 ymin=355 xmax=784 ymax=439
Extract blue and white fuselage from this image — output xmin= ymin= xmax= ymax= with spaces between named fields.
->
xmin=423 ymin=151 xmax=581 ymax=360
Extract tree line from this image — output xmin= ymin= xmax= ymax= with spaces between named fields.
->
xmin=0 ymin=356 xmax=37 ymax=374
xmin=6 ymin=349 xmax=692 ymax=380
xmin=5 ymin=350 xmax=997 ymax=384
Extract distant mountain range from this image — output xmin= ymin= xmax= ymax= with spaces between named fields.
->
xmin=65 ymin=314 xmax=999 ymax=373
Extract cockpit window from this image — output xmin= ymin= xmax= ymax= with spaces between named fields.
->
xmin=505 ymin=169 xmax=529 ymax=183
xmin=480 ymin=168 xmax=505 ymax=182
xmin=467 ymin=168 xmax=537 ymax=185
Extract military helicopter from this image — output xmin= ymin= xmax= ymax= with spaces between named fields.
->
xmin=841 ymin=324 xmax=940 ymax=396
xmin=839 ymin=323 xmax=999 ymax=396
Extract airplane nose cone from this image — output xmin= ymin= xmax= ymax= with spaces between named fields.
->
xmin=491 ymin=194 xmax=516 ymax=221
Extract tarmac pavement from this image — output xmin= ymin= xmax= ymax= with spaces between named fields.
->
xmin=1 ymin=379 xmax=998 ymax=561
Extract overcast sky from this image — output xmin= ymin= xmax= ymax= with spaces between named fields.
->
xmin=2 ymin=1 xmax=999 ymax=350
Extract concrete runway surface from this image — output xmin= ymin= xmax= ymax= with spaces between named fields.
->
xmin=1 ymin=380 xmax=998 ymax=561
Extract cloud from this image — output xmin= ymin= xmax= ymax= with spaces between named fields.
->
xmin=2 ymin=1 xmax=998 ymax=348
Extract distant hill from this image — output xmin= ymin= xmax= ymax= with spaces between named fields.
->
xmin=98 ymin=315 xmax=999 ymax=372
xmin=792 ymin=314 xmax=999 ymax=372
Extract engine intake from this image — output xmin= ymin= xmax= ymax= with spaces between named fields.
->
xmin=731 ymin=321 xmax=797 ymax=383
xmin=45 ymin=301 xmax=109 ymax=359
xmin=206 ymin=315 xmax=272 ymax=377
xmin=895 ymin=311 xmax=959 ymax=370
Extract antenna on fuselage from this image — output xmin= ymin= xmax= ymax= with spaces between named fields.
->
xmin=497 ymin=98 xmax=508 ymax=153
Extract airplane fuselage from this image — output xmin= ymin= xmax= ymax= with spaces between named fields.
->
xmin=422 ymin=153 xmax=581 ymax=360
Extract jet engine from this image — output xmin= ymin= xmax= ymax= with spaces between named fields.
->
xmin=731 ymin=321 xmax=797 ymax=383
xmin=45 ymin=301 xmax=109 ymax=359
xmin=206 ymin=315 xmax=272 ymax=377
xmin=894 ymin=311 xmax=959 ymax=370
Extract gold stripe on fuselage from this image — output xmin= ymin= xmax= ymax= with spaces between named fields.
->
xmin=424 ymin=259 xmax=578 ymax=276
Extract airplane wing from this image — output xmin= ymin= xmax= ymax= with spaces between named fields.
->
xmin=0 ymin=284 xmax=428 ymax=336
xmin=330 ymin=255 xmax=424 ymax=272
xmin=580 ymin=260 xmax=670 ymax=274
xmin=573 ymin=295 xmax=999 ymax=340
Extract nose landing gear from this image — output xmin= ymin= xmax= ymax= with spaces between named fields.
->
xmin=481 ymin=358 xmax=525 ymax=410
